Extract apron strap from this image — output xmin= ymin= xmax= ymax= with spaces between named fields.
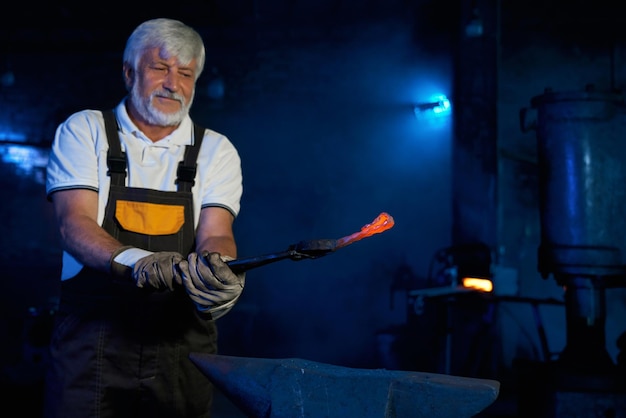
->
xmin=103 ymin=109 xmax=126 ymax=187
xmin=102 ymin=109 xmax=206 ymax=192
xmin=176 ymin=122 xmax=205 ymax=192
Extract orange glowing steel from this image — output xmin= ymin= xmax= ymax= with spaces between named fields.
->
xmin=462 ymin=277 xmax=493 ymax=292
xmin=335 ymin=212 xmax=395 ymax=249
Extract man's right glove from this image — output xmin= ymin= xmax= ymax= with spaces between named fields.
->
xmin=180 ymin=251 xmax=245 ymax=320
xmin=110 ymin=245 xmax=184 ymax=291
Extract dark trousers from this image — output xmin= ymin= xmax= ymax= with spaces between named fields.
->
xmin=44 ymin=276 xmax=217 ymax=418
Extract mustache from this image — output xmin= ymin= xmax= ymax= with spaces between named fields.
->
xmin=151 ymin=90 xmax=185 ymax=104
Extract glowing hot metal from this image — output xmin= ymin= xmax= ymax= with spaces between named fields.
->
xmin=336 ymin=212 xmax=394 ymax=248
xmin=225 ymin=212 xmax=395 ymax=274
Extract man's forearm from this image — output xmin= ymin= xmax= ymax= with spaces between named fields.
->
xmin=195 ymin=236 xmax=237 ymax=259
xmin=59 ymin=214 xmax=124 ymax=273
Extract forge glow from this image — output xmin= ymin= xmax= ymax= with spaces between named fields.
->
xmin=461 ymin=277 xmax=493 ymax=292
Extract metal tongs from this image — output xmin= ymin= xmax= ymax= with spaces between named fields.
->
xmin=225 ymin=238 xmax=339 ymax=274
xmin=224 ymin=212 xmax=395 ymax=274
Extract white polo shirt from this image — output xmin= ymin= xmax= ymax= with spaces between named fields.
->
xmin=46 ymin=98 xmax=243 ymax=279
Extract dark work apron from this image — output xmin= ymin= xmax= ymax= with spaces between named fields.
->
xmin=44 ymin=110 xmax=217 ymax=418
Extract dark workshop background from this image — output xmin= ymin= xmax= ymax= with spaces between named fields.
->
xmin=2 ymin=0 xmax=626 ymax=416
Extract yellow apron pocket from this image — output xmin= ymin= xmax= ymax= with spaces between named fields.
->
xmin=115 ymin=200 xmax=185 ymax=235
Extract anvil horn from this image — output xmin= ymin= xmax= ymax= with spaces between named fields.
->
xmin=189 ymin=353 xmax=500 ymax=418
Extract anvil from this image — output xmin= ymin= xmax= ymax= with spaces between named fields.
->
xmin=190 ymin=353 xmax=500 ymax=418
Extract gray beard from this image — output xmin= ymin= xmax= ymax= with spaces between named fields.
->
xmin=130 ymin=86 xmax=194 ymax=127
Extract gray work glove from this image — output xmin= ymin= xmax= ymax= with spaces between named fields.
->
xmin=110 ymin=245 xmax=184 ymax=291
xmin=180 ymin=251 xmax=245 ymax=320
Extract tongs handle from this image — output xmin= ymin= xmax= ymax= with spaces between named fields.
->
xmin=224 ymin=239 xmax=338 ymax=274
xmin=225 ymin=250 xmax=297 ymax=274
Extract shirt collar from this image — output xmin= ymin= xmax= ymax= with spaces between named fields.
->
xmin=114 ymin=97 xmax=194 ymax=146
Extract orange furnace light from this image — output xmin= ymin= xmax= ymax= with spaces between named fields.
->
xmin=461 ymin=277 xmax=493 ymax=292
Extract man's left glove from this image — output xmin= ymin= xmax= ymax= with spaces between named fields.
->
xmin=110 ymin=245 xmax=184 ymax=291
xmin=181 ymin=252 xmax=245 ymax=320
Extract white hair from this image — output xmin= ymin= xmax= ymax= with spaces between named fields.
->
xmin=123 ymin=18 xmax=206 ymax=80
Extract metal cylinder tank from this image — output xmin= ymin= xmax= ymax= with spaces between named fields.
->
xmin=521 ymin=85 xmax=626 ymax=284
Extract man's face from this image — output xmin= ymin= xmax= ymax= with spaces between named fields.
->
xmin=126 ymin=47 xmax=197 ymax=126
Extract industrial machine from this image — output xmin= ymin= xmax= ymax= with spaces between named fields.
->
xmin=520 ymin=84 xmax=626 ymax=417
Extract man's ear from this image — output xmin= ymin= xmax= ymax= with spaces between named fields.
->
xmin=122 ymin=64 xmax=134 ymax=90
